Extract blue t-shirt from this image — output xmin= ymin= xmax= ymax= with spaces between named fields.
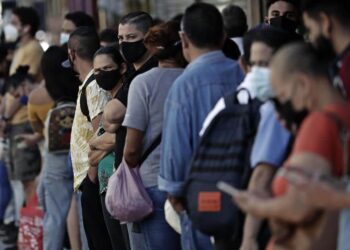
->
xmin=250 ymin=101 xmax=292 ymax=168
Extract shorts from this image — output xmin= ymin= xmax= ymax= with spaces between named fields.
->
xmin=6 ymin=123 xmax=41 ymax=181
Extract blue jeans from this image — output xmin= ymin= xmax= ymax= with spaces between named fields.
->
xmin=338 ymin=182 xmax=350 ymax=250
xmin=180 ymin=212 xmax=213 ymax=250
xmin=129 ymin=186 xmax=181 ymax=250
xmin=38 ymin=152 xmax=73 ymax=250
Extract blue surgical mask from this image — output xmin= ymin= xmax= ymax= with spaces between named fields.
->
xmin=60 ymin=32 xmax=70 ymax=45
xmin=249 ymin=66 xmax=274 ymax=102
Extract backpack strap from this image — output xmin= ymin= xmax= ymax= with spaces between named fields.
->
xmin=323 ymin=111 xmax=350 ymax=180
xmin=139 ymin=134 xmax=162 ymax=166
xmin=80 ymin=74 xmax=95 ymax=122
xmin=235 ymin=87 xmax=253 ymax=104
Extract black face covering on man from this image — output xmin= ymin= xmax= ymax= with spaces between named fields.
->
xmin=271 ymin=98 xmax=309 ymax=132
xmin=119 ymin=40 xmax=147 ymax=63
xmin=270 ymin=16 xmax=297 ymax=33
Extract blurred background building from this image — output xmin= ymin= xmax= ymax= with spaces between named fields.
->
xmin=0 ymin=0 xmax=265 ymax=47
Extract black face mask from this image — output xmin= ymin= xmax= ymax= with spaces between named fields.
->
xmin=94 ymin=69 xmax=121 ymax=91
xmin=313 ymin=35 xmax=336 ymax=59
xmin=120 ymin=40 xmax=147 ymax=63
xmin=271 ymin=98 xmax=309 ymax=132
xmin=270 ymin=16 xmax=297 ymax=33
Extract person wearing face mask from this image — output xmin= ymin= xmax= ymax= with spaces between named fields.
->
xmin=300 ymin=2 xmax=350 ymax=249
xmin=9 ymin=7 xmax=43 ymax=78
xmin=232 ymin=42 xmax=347 ymax=250
xmin=60 ymin=11 xmax=95 ymax=46
xmin=122 ymin=20 xmax=185 ymax=250
xmin=201 ymin=26 xmax=299 ymax=250
xmin=265 ymin=0 xmax=300 ymax=34
xmin=302 ymin=0 xmax=350 ymax=98
xmin=67 ymin=27 xmax=113 ymax=250
xmin=88 ymin=46 xmax=129 ymax=250
xmin=118 ymin=11 xmax=158 ymax=89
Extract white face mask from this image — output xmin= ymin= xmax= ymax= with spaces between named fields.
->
xmin=248 ymin=66 xmax=274 ymax=102
xmin=4 ymin=23 xmax=19 ymax=42
xmin=60 ymin=32 xmax=70 ymax=45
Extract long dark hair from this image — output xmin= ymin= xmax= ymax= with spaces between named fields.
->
xmin=94 ymin=45 xmax=125 ymax=66
xmin=41 ymin=46 xmax=80 ymax=102
xmin=5 ymin=65 xmax=35 ymax=93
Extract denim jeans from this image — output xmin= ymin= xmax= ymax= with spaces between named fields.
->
xmin=179 ymin=212 xmax=213 ymax=250
xmin=75 ymin=191 xmax=89 ymax=250
xmin=3 ymin=180 xmax=24 ymax=225
xmin=128 ymin=186 xmax=181 ymax=250
xmin=338 ymin=182 xmax=350 ymax=250
xmin=39 ymin=152 xmax=73 ymax=250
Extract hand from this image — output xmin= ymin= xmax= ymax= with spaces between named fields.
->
xmin=168 ymin=196 xmax=185 ymax=214
xmin=88 ymin=149 xmax=107 ymax=167
xmin=89 ymin=134 xmax=99 ymax=150
xmin=240 ymin=238 xmax=258 ymax=250
xmin=18 ymin=133 xmax=41 ymax=147
xmin=232 ymin=191 xmax=267 ymax=218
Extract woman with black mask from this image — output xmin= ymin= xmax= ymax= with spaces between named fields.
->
xmin=89 ymin=46 xmax=129 ymax=250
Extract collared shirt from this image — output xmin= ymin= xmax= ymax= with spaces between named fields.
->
xmin=231 ymin=37 xmax=244 ymax=55
xmin=70 ymin=70 xmax=111 ymax=190
xmin=251 ymin=101 xmax=292 ymax=168
xmin=158 ymin=51 xmax=244 ymax=196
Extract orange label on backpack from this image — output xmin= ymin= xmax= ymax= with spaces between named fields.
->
xmin=198 ymin=192 xmax=221 ymax=212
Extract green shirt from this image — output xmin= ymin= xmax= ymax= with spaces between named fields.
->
xmin=98 ymin=151 xmax=115 ymax=194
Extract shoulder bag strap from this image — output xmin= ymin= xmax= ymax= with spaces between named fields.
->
xmin=139 ymin=134 xmax=162 ymax=166
xmin=80 ymin=74 xmax=95 ymax=122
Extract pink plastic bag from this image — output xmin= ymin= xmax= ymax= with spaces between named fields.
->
xmin=18 ymin=194 xmax=43 ymax=250
xmin=105 ymin=159 xmax=153 ymax=223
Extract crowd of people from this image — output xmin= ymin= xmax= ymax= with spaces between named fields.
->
xmin=0 ymin=0 xmax=349 ymax=249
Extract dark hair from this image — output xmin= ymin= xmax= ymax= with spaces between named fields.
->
xmin=68 ymin=27 xmax=100 ymax=61
xmin=222 ymin=38 xmax=241 ymax=60
xmin=5 ymin=65 xmax=34 ymax=91
xmin=242 ymin=25 xmax=266 ymax=64
xmin=144 ymin=21 xmax=186 ymax=66
xmin=119 ymin=11 xmax=154 ymax=34
xmin=243 ymin=25 xmax=301 ymax=64
xmin=172 ymin=14 xmax=183 ymax=23
xmin=275 ymin=42 xmax=333 ymax=79
xmin=301 ymin=0 xmax=350 ymax=27
xmin=222 ymin=5 xmax=248 ymax=37
xmin=153 ymin=17 xmax=164 ymax=26
xmin=253 ymin=26 xmax=301 ymax=51
xmin=64 ymin=11 xmax=95 ymax=28
xmin=94 ymin=46 xmax=124 ymax=67
xmin=182 ymin=3 xmax=224 ymax=49
xmin=41 ymin=46 xmax=79 ymax=102
xmin=99 ymin=29 xmax=118 ymax=45
xmin=266 ymin=0 xmax=300 ymax=11
xmin=12 ymin=7 xmax=40 ymax=37
xmin=0 ymin=45 xmax=8 ymax=63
